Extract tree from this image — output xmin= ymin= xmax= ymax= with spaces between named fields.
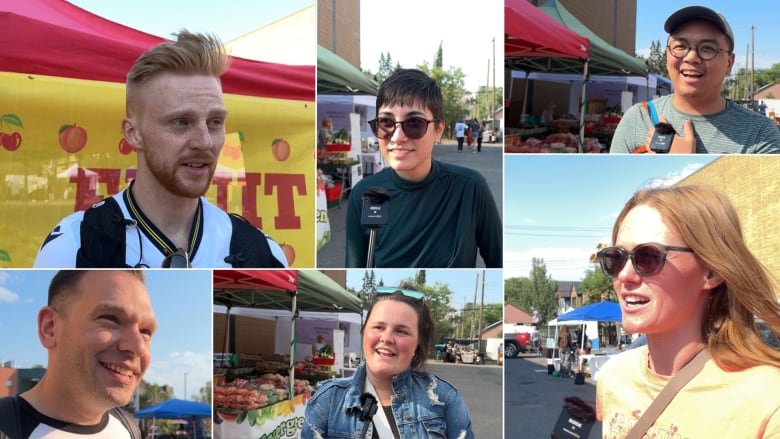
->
xmin=504 ymin=258 xmax=558 ymax=323
xmin=414 ymin=270 xmax=426 ymax=287
xmin=580 ymin=266 xmax=614 ymax=303
xmin=640 ymin=40 xmax=667 ymax=76
xmin=434 ymin=41 xmax=443 ymax=69
xmin=418 ymin=63 xmax=468 ymax=137
xmin=376 ymin=52 xmax=396 ymax=83
xmin=198 ymin=381 xmax=212 ymax=404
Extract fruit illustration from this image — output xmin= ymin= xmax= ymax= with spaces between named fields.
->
xmin=280 ymin=243 xmax=295 ymax=266
xmin=0 ymin=113 xmax=24 ymax=152
xmin=0 ymin=132 xmax=22 ymax=151
xmin=271 ymin=138 xmax=290 ymax=161
xmin=58 ymin=124 xmax=87 ymax=153
xmin=118 ymin=138 xmax=134 ymax=155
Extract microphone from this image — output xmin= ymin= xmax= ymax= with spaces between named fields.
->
xmin=361 ymin=188 xmax=390 ymax=226
xmin=361 ymin=188 xmax=390 ymax=268
xmin=359 ymin=393 xmax=378 ymax=439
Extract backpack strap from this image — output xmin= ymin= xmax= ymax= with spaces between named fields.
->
xmin=76 ymin=197 xmax=129 ymax=268
xmin=109 ymin=407 xmax=142 ymax=439
xmin=225 ymin=213 xmax=285 ymax=268
xmin=0 ymin=396 xmax=22 ymax=439
xmin=624 ymin=349 xmax=711 ymax=439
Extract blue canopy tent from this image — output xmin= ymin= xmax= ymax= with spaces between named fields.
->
xmin=557 ymin=301 xmax=621 ymax=322
xmin=135 ymin=399 xmax=211 ymax=437
xmin=557 ymin=301 xmax=622 ymax=353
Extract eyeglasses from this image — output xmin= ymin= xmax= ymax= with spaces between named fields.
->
xmin=368 ymin=116 xmax=438 ymax=140
xmin=375 ymin=286 xmax=425 ymax=300
xmin=667 ymin=40 xmax=728 ymax=60
xmin=597 ymin=242 xmax=694 ymax=278
xmin=161 ymin=248 xmax=190 ymax=268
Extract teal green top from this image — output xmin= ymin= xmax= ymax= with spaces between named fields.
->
xmin=346 ymin=160 xmax=502 ymax=268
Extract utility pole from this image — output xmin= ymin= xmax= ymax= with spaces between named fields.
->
xmin=491 ymin=37 xmax=496 ymax=126
xmin=744 ymin=45 xmax=750 ymax=101
xmin=184 ymin=372 xmax=188 ymax=401
xmin=470 ymin=273 xmax=479 ymax=339
xmin=478 ymin=269 xmax=486 ymax=356
xmin=751 ymin=25 xmax=756 ymax=110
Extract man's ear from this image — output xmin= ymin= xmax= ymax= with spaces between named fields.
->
xmin=38 ymin=306 xmax=58 ymax=349
xmin=121 ymin=118 xmax=143 ymax=151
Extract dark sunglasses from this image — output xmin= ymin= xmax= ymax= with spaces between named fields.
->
xmin=597 ymin=242 xmax=694 ymax=278
xmin=161 ymin=248 xmax=190 ymax=268
xmin=375 ymin=286 xmax=425 ymax=301
xmin=368 ymin=116 xmax=438 ymax=140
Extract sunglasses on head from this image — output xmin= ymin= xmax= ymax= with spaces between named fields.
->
xmin=161 ymin=248 xmax=190 ymax=268
xmin=597 ymin=242 xmax=694 ymax=278
xmin=375 ymin=286 xmax=425 ymax=301
xmin=368 ymin=116 xmax=438 ymax=140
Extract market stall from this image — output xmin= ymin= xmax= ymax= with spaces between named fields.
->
xmin=316 ymin=46 xmax=380 ymax=249
xmin=212 ymin=270 xmax=362 ymax=439
xmin=556 ymin=302 xmax=622 ymax=380
xmin=0 ymin=0 xmax=316 ymax=267
xmin=135 ymin=399 xmax=211 ymax=438
xmin=504 ymin=0 xmax=648 ymax=152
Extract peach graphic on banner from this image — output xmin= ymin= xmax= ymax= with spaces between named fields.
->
xmin=58 ymin=123 xmax=87 ymax=153
xmin=271 ymin=138 xmax=291 ymax=162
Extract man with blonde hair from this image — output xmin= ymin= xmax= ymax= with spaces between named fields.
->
xmin=35 ymin=30 xmax=287 ymax=268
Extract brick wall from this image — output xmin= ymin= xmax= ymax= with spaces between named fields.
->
xmin=317 ymin=0 xmax=361 ymax=69
xmin=677 ymin=156 xmax=780 ymax=279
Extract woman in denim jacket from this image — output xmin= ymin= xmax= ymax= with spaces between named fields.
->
xmin=302 ymin=289 xmax=474 ymax=438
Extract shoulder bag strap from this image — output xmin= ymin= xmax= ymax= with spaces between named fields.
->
xmin=640 ymin=101 xmax=660 ymax=125
xmin=624 ymin=349 xmax=711 ymax=439
xmin=0 ymin=395 xmax=22 ymax=439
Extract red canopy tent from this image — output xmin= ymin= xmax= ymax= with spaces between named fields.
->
xmin=0 ymin=0 xmax=314 ymax=101
xmin=504 ymin=0 xmax=591 ymax=150
xmin=504 ymin=0 xmax=589 ymax=60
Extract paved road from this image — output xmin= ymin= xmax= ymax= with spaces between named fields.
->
xmin=505 ymin=353 xmax=603 ymax=439
xmin=316 ymin=141 xmax=503 ymax=268
xmin=427 ymin=362 xmax=503 ymax=439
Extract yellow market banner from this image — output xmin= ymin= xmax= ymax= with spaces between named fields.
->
xmin=0 ymin=72 xmax=314 ymax=267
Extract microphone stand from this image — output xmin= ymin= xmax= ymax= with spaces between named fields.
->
xmin=366 ymin=225 xmax=379 ymax=268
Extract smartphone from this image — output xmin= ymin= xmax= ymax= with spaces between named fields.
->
xmin=649 ymin=122 xmax=677 ymax=153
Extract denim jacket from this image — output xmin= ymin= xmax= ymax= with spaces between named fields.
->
xmin=301 ymin=364 xmax=474 ymax=438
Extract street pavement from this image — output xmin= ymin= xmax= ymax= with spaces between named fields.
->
xmin=427 ymin=361 xmax=503 ymax=439
xmin=505 ymin=353 xmax=603 ymax=439
xmin=316 ymin=141 xmax=504 ymax=268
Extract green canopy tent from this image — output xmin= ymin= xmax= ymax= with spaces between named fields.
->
xmin=317 ymin=45 xmax=379 ymax=95
xmin=213 ymin=270 xmax=362 ymax=397
xmin=506 ymin=0 xmax=648 ymax=150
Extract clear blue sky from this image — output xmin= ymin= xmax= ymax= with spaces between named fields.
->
xmin=360 ymin=0 xmax=504 ymax=93
xmin=635 ymin=1 xmax=779 ymax=69
xmin=67 ymin=1 xmax=314 ymax=43
xmin=0 ymin=270 xmax=212 ymax=402
xmin=345 ymin=269 xmax=503 ymax=313
xmin=504 ymin=155 xmax=718 ymax=282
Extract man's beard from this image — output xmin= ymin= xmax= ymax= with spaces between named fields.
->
xmin=142 ymin=148 xmax=216 ymax=198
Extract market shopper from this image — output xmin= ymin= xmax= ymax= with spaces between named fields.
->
xmin=0 ymin=270 xmax=155 ymax=438
xmin=302 ymin=288 xmax=474 ymax=438
xmin=345 ymin=69 xmax=502 ymax=268
xmin=610 ymin=6 xmax=780 ymax=153
xmin=34 ymin=30 xmax=288 ymax=268
xmin=317 ymin=116 xmax=334 ymax=151
xmin=595 ymin=185 xmax=780 ymax=437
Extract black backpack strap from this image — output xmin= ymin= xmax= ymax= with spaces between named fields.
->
xmin=225 ymin=213 xmax=285 ymax=268
xmin=76 ymin=197 xmax=129 ymax=268
xmin=109 ymin=407 xmax=142 ymax=439
xmin=0 ymin=396 xmax=22 ymax=439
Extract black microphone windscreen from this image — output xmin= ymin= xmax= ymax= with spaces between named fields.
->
xmin=362 ymin=187 xmax=390 ymax=204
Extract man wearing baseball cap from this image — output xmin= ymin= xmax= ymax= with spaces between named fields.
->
xmin=611 ymin=6 xmax=780 ymax=154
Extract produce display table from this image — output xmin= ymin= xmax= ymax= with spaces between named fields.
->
xmin=215 ymin=391 xmax=312 ymax=439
